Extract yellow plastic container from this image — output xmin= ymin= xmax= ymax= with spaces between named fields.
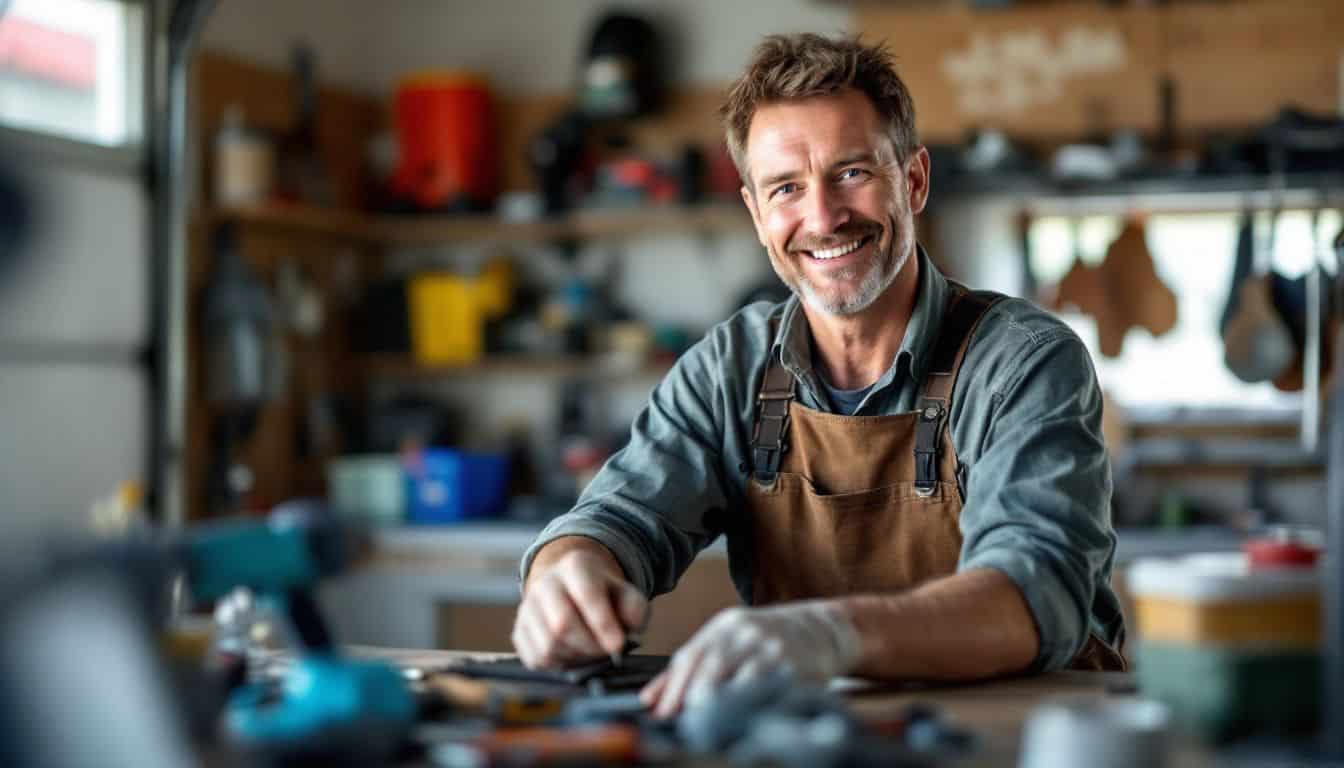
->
xmin=410 ymin=273 xmax=483 ymax=365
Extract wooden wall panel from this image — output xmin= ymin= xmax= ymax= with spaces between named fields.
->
xmin=436 ymin=602 xmax=518 ymax=652
xmin=859 ymin=3 xmax=1160 ymax=140
xmin=856 ymin=0 xmax=1343 ymax=143
xmin=187 ymin=53 xmax=383 ymax=520
xmin=193 ymin=52 xmax=384 ymax=210
xmin=1164 ymin=0 xmax=1344 ymax=131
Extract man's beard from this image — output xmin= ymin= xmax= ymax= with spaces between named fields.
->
xmin=775 ymin=216 xmax=909 ymax=317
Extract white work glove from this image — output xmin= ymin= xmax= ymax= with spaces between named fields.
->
xmin=640 ymin=601 xmax=861 ymax=718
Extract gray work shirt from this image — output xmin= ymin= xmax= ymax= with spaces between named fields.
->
xmin=521 ymin=248 xmax=1123 ymax=672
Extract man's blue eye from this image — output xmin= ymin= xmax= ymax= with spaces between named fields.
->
xmin=840 ymin=168 xmax=866 ymax=180
xmin=772 ymin=182 xmax=797 ymax=198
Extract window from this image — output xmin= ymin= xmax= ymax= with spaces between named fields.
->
xmin=1028 ymin=207 xmax=1343 ymax=410
xmin=0 ymin=0 xmax=144 ymax=147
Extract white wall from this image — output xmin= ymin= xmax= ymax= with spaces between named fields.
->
xmin=0 ymin=161 xmax=149 ymax=539
xmin=930 ymin=197 xmax=1026 ymax=292
xmin=0 ymin=365 xmax=147 ymax=528
xmin=197 ymin=0 xmax=375 ymax=92
xmin=203 ymin=0 xmax=850 ymax=96
xmin=0 ymin=163 xmax=148 ymax=346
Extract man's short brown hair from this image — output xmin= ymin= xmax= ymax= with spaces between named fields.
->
xmin=721 ymin=33 xmax=917 ymax=186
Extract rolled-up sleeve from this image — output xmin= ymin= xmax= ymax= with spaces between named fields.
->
xmin=957 ymin=334 xmax=1115 ymax=672
xmin=519 ymin=333 xmax=731 ymax=598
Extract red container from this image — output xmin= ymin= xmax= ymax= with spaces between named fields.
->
xmin=1244 ymin=536 xmax=1322 ymax=568
xmin=392 ymin=72 xmax=496 ymax=211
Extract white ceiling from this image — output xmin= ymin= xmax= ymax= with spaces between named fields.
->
xmin=202 ymin=0 xmax=851 ymax=96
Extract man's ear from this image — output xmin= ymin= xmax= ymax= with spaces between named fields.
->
xmin=906 ymin=146 xmax=931 ymax=216
xmin=741 ymin=184 xmax=768 ymax=249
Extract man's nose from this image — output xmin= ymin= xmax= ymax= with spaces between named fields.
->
xmin=803 ymin=183 xmax=851 ymax=235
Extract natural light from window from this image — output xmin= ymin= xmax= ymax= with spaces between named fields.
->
xmin=1029 ymin=208 xmax=1343 ymax=409
xmin=0 ymin=0 xmax=142 ymax=146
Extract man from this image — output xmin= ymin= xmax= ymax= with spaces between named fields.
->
xmin=512 ymin=33 xmax=1126 ymax=718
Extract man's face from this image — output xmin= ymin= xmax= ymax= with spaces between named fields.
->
xmin=741 ymin=89 xmax=929 ymax=317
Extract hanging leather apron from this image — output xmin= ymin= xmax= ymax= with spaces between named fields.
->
xmin=745 ymin=285 xmax=1125 ymax=672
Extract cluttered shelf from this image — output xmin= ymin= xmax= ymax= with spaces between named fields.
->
xmin=362 ymin=354 xmax=673 ymax=379
xmin=209 ymin=202 xmax=753 ymax=246
xmin=208 ymin=175 xmax=1344 ymax=248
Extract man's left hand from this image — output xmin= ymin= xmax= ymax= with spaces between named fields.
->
xmin=639 ymin=601 xmax=861 ymax=718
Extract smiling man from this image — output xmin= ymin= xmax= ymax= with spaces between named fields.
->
xmin=512 ymin=33 xmax=1126 ymax=717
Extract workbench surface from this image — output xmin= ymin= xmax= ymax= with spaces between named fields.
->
xmin=350 ymin=647 xmax=1216 ymax=767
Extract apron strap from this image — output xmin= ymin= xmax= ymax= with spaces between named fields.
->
xmin=750 ymin=317 xmax=796 ymax=484
xmin=914 ymin=283 xmax=1005 ymax=496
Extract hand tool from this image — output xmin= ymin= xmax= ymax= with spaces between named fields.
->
xmin=419 ymin=672 xmax=648 ymax=726
xmin=612 ymin=602 xmax=651 ymax=668
xmin=420 ymin=672 xmax=566 ymax=726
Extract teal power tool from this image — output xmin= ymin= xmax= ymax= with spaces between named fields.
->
xmin=182 ymin=503 xmax=416 ymax=763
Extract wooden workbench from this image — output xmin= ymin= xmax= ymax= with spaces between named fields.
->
xmin=350 ymin=647 xmax=1214 ymax=767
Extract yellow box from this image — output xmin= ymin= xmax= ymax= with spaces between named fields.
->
xmin=410 ymin=273 xmax=483 ymax=365
xmin=1128 ymin=552 xmax=1320 ymax=650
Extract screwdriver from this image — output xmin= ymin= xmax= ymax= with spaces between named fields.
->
xmin=610 ymin=604 xmax=650 ymax=668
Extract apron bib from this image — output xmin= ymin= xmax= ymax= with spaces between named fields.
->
xmin=744 ymin=285 xmax=1125 ymax=672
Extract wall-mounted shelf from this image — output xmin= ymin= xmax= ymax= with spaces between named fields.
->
xmin=363 ymin=355 xmax=673 ymax=380
xmin=210 ymin=202 xmax=754 ymax=247
xmin=935 ymin=171 xmax=1344 ymax=215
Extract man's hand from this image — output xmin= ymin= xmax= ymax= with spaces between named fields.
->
xmin=639 ymin=601 xmax=860 ymax=718
xmin=512 ymin=537 xmax=648 ymax=669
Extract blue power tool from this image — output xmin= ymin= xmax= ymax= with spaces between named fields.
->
xmin=182 ymin=504 xmax=416 ymax=762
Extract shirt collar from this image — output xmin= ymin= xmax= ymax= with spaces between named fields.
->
xmin=903 ymin=244 xmax=951 ymax=386
xmin=771 ymin=245 xmax=950 ymax=390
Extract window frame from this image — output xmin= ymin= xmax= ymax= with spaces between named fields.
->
xmin=0 ymin=0 xmax=151 ymax=173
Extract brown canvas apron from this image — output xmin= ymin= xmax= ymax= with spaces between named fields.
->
xmin=744 ymin=285 xmax=1125 ymax=672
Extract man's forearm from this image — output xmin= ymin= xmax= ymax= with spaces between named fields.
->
xmin=524 ymin=535 xmax=625 ymax=592
xmin=835 ymin=568 xmax=1040 ymax=681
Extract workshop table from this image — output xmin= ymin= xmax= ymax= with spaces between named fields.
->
xmin=348 ymin=647 xmax=1216 ymax=767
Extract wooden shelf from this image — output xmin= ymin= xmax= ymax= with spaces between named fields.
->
xmin=210 ymin=202 xmax=753 ymax=246
xmin=363 ymin=354 xmax=673 ymax=379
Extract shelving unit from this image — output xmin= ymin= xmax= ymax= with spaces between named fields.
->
xmin=206 ymin=202 xmax=736 ymax=382
xmin=212 ymin=201 xmax=754 ymax=246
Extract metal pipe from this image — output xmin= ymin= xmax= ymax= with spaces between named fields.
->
xmin=152 ymin=0 xmax=216 ymax=527
xmin=1301 ymin=204 xmax=1323 ymax=454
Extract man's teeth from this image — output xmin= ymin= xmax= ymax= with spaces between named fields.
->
xmin=810 ymin=238 xmax=865 ymax=260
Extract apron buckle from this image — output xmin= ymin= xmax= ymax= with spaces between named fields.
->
xmin=913 ymin=401 xmax=945 ymax=497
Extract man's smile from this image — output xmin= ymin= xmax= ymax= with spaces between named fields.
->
xmin=796 ymin=233 xmax=877 ymax=264
xmin=803 ymin=234 xmax=873 ymax=261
